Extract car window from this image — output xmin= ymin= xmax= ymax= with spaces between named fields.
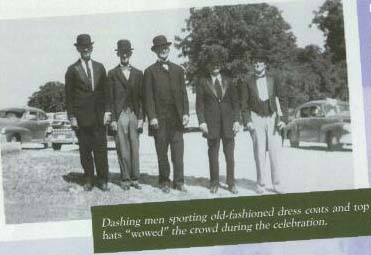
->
xmin=38 ymin=112 xmax=48 ymax=120
xmin=323 ymin=104 xmax=338 ymax=116
xmin=25 ymin=111 xmax=38 ymax=120
xmin=300 ymin=105 xmax=324 ymax=118
xmin=0 ymin=110 xmax=24 ymax=119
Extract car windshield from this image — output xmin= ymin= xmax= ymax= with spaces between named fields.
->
xmin=0 ymin=110 xmax=24 ymax=119
xmin=323 ymin=103 xmax=349 ymax=116
xmin=54 ymin=113 xmax=67 ymax=120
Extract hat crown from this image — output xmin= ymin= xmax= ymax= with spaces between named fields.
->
xmin=116 ymin=39 xmax=132 ymax=51
xmin=75 ymin=34 xmax=93 ymax=46
xmin=151 ymin=35 xmax=172 ymax=51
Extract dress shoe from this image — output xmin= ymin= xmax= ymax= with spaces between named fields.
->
xmin=83 ymin=182 xmax=93 ymax=191
xmin=131 ymin=181 xmax=142 ymax=190
xmin=161 ymin=186 xmax=170 ymax=193
xmin=174 ymin=184 xmax=187 ymax=192
xmin=120 ymin=182 xmax=130 ymax=191
xmin=97 ymin=183 xmax=109 ymax=192
xmin=255 ymin=184 xmax=265 ymax=194
xmin=210 ymin=185 xmax=218 ymax=194
xmin=228 ymin=185 xmax=238 ymax=194
xmin=273 ymin=184 xmax=284 ymax=194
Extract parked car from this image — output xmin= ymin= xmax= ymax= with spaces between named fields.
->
xmin=0 ymin=107 xmax=50 ymax=148
xmin=48 ymin=112 xmax=77 ymax=150
xmin=285 ymin=99 xmax=352 ymax=150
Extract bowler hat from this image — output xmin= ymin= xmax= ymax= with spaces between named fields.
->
xmin=151 ymin=35 xmax=172 ymax=51
xmin=115 ymin=39 xmax=134 ymax=52
xmin=74 ymin=34 xmax=94 ymax=47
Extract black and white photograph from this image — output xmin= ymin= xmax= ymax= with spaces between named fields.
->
xmin=0 ymin=0 xmax=357 ymax=225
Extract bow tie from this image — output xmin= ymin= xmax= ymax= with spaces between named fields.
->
xmin=120 ymin=64 xmax=131 ymax=71
xmin=158 ymin=60 xmax=170 ymax=66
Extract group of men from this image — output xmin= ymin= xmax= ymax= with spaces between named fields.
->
xmin=65 ymin=33 xmax=287 ymax=195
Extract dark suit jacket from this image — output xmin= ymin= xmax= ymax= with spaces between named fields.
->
xmin=240 ymin=73 xmax=288 ymax=125
xmin=107 ymin=65 xmax=144 ymax=121
xmin=65 ymin=59 xmax=110 ymax=128
xmin=144 ymin=61 xmax=189 ymax=136
xmin=196 ymin=74 xmax=240 ymax=139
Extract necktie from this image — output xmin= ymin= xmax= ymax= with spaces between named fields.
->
xmin=84 ymin=60 xmax=93 ymax=91
xmin=215 ymin=78 xmax=223 ymax=101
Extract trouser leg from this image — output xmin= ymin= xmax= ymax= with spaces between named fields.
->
xmin=267 ymin=114 xmax=281 ymax=185
xmin=116 ymin=111 xmax=131 ymax=182
xmin=208 ymin=138 xmax=221 ymax=186
xmin=154 ymin=124 xmax=170 ymax=186
xmin=76 ymin=128 xmax=94 ymax=183
xmin=129 ymin=112 xmax=140 ymax=181
xmin=92 ymin=126 xmax=108 ymax=183
xmin=251 ymin=113 xmax=268 ymax=186
xmin=222 ymin=136 xmax=235 ymax=186
xmin=170 ymin=130 xmax=184 ymax=187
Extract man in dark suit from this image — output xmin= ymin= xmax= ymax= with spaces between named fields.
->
xmin=196 ymin=56 xmax=240 ymax=194
xmin=144 ymin=35 xmax=189 ymax=193
xmin=107 ymin=39 xmax=144 ymax=191
xmin=241 ymin=54 xmax=288 ymax=194
xmin=65 ymin=34 xmax=111 ymax=191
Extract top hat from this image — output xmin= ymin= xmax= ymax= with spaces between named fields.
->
xmin=151 ymin=35 xmax=172 ymax=51
xmin=252 ymin=50 xmax=269 ymax=63
xmin=115 ymin=39 xmax=134 ymax=52
xmin=74 ymin=34 xmax=94 ymax=47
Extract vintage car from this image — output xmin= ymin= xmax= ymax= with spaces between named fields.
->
xmin=285 ymin=99 xmax=352 ymax=150
xmin=0 ymin=107 xmax=50 ymax=147
xmin=49 ymin=112 xmax=78 ymax=150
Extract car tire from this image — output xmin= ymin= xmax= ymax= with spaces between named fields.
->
xmin=52 ymin=143 xmax=62 ymax=151
xmin=327 ymin=132 xmax=341 ymax=151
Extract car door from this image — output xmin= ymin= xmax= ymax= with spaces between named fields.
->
xmin=297 ymin=105 xmax=323 ymax=142
xmin=21 ymin=110 xmax=39 ymax=141
xmin=37 ymin=111 xmax=51 ymax=139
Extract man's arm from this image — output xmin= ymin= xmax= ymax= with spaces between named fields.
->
xmin=195 ymin=77 xmax=206 ymax=125
xmin=107 ymin=71 xmax=117 ymax=121
xmin=138 ymin=70 xmax=145 ymax=121
xmin=180 ymin=68 xmax=189 ymax=116
xmin=143 ymin=68 xmax=157 ymax=124
xmin=275 ymin=75 xmax=288 ymax=123
xmin=65 ymin=66 xmax=75 ymax=120
xmin=230 ymin=78 xmax=240 ymax=123
xmin=239 ymin=80 xmax=251 ymax=126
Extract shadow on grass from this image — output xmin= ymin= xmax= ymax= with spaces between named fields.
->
xmin=62 ymin=172 xmax=258 ymax=192
xmin=285 ymin=145 xmax=352 ymax=152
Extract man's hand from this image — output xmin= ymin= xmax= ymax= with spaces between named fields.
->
xmin=70 ymin=117 xmax=78 ymax=130
xmin=233 ymin=122 xmax=240 ymax=134
xmin=182 ymin=115 xmax=189 ymax=127
xmin=246 ymin=122 xmax=255 ymax=132
xmin=277 ymin=121 xmax=286 ymax=130
xmin=137 ymin=119 xmax=144 ymax=134
xmin=200 ymin=123 xmax=208 ymax=134
xmin=111 ymin=121 xmax=118 ymax=132
xmin=104 ymin=112 xmax=112 ymax=125
xmin=150 ymin=118 xmax=159 ymax=129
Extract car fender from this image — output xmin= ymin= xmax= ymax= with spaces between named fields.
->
xmin=3 ymin=126 xmax=31 ymax=142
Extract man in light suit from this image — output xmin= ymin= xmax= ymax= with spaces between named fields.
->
xmin=144 ymin=35 xmax=189 ymax=193
xmin=241 ymin=54 xmax=288 ymax=194
xmin=196 ymin=55 xmax=240 ymax=194
xmin=108 ymin=39 xmax=144 ymax=191
xmin=65 ymin=34 xmax=111 ymax=191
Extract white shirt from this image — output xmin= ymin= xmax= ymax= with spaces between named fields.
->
xmin=80 ymin=58 xmax=94 ymax=91
xmin=119 ymin=63 xmax=131 ymax=80
xmin=256 ymin=75 xmax=269 ymax=101
xmin=211 ymin=73 xmax=222 ymax=86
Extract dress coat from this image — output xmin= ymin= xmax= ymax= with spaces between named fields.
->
xmin=107 ymin=65 xmax=144 ymax=121
xmin=196 ymin=74 xmax=240 ymax=140
xmin=144 ymin=61 xmax=189 ymax=136
xmin=65 ymin=59 xmax=110 ymax=127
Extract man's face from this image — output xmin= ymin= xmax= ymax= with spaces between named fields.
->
xmin=77 ymin=45 xmax=93 ymax=61
xmin=117 ymin=50 xmax=132 ymax=65
xmin=207 ymin=63 xmax=221 ymax=76
xmin=155 ymin=46 xmax=170 ymax=60
xmin=254 ymin=61 xmax=266 ymax=75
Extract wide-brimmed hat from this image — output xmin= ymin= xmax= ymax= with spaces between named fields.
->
xmin=151 ymin=35 xmax=172 ymax=51
xmin=115 ymin=39 xmax=134 ymax=52
xmin=74 ymin=34 xmax=94 ymax=47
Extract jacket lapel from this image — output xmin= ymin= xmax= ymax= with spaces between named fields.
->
xmin=115 ymin=65 xmax=129 ymax=89
xmin=267 ymin=75 xmax=274 ymax=98
xmin=221 ymin=75 xmax=228 ymax=99
xmin=75 ymin=61 xmax=90 ymax=88
xmin=206 ymin=77 xmax=218 ymax=99
xmin=92 ymin=61 xmax=101 ymax=90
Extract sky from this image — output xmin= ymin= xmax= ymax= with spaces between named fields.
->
xmin=0 ymin=0 xmax=327 ymax=109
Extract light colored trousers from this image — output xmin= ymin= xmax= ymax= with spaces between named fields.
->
xmin=115 ymin=109 xmax=140 ymax=183
xmin=250 ymin=112 xmax=281 ymax=187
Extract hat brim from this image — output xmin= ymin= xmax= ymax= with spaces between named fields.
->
xmin=151 ymin=42 xmax=172 ymax=51
xmin=74 ymin=42 xmax=94 ymax=47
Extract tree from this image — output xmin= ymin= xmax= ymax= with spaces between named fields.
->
xmin=28 ymin=81 xmax=66 ymax=112
xmin=175 ymin=4 xmax=297 ymax=84
xmin=312 ymin=0 xmax=345 ymax=63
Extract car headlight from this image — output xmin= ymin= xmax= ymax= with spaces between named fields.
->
xmin=342 ymin=123 xmax=351 ymax=132
xmin=47 ymin=126 xmax=53 ymax=134
xmin=1 ymin=128 xmax=6 ymax=134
